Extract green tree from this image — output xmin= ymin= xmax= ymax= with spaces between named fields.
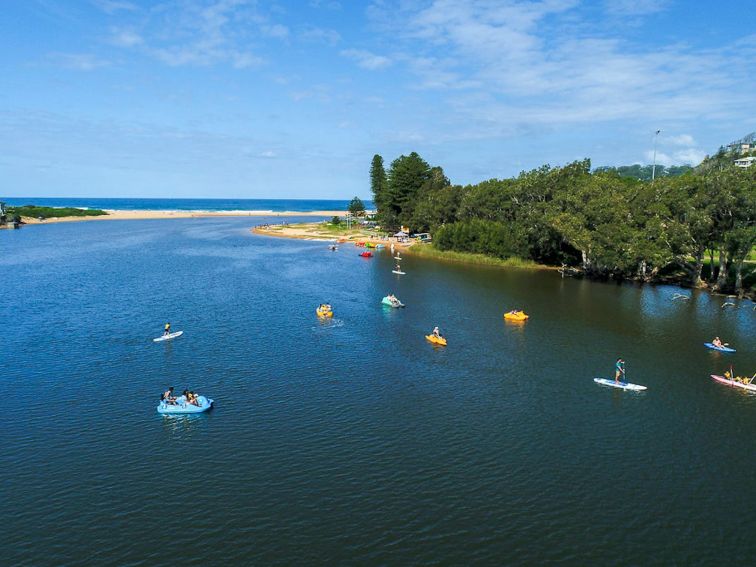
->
xmin=348 ymin=196 xmax=366 ymax=216
xmin=386 ymin=152 xmax=432 ymax=229
xmin=370 ymin=154 xmax=388 ymax=212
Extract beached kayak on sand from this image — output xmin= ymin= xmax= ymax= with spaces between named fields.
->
xmin=594 ymin=378 xmax=647 ymax=391
xmin=153 ymin=331 xmax=183 ymax=342
xmin=157 ymin=395 xmax=213 ymax=414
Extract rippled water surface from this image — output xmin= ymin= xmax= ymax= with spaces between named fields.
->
xmin=2 ymin=218 xmax=755 ymax=566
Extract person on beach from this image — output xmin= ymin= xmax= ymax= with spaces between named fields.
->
xmin=615 ymin=358 xmax=626 ymax=384
xmin=164 ymin=322 xmax=171 ymax=336
xmin=161 ymin=386 xmax=176 ymax=404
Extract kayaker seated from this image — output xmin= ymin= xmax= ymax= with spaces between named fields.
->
xmin=432 ymin=326 xmax=441 ymax=338
xmin=712 ymin=337 xmax=723 ymax=348
xmin=161 ymin=386 xmax=177 ymax=404
xmin=181 ymin=390 xmax=200 ymax=406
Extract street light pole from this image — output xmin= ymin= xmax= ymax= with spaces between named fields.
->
xmin=651 ymin=129 xmax=661 ymax=182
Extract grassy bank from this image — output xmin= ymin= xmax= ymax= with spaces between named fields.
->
xmin=406 ymin=243 xmax=545 ymax=269
xmin=10 ymin=205 xmax=108 ymax=219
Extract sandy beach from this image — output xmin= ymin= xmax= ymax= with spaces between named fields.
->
xmin=20 ymin=209 xmax=345 ymax=225
xmin=252 ymin=222 xmax=415 ymax=248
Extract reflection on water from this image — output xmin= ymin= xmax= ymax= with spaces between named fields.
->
xmin=160 ymin=413 xmax=213 ymax=440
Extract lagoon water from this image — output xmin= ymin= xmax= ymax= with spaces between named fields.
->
xmin=2 ymin=217 xmax=755 ymax=565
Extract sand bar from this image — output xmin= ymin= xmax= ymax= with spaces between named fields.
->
xmin=20 ymin=209 xmax=345 ymax=225
xmin=253 ymin=222 xmax=415 ymax=248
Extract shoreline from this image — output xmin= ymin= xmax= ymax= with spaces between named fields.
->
xmin=19 ymin=209 xmax=345 ymax=225
xmin=252 ymin=222 xmax=415 ymax=248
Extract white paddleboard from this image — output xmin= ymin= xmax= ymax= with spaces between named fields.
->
xmin=392 ymin=270 xmax=406 ymax=275
xmin=154 ymin=331 xmax=184 ymax=342
xmin=594 ymin=378 xmax=647 ymax=391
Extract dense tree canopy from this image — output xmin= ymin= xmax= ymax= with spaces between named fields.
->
xmin=594 ymin=164 xmax=693 ymax=181
xmin=370 ymin=151 xmax=756 ymax=296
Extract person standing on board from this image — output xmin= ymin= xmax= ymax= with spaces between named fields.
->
xmin=164 ymin=322 xmax=171 ymax=336
xmin=615 ymin=358 xmax=626 ymax=384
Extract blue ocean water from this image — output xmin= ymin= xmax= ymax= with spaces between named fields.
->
xmin=1 ymin=197 xmax=374 ymax=211
xmin=2 ymin=217 xmax=755 ymax=565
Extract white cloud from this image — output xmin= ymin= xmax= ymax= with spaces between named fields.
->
xmin=259 ymin=150 xmax=277 ymax=158
xmin=672 ymin=148 xmax=706 ymax=164
xmin=92 ymin=0 xmax=138 ymax=14
xmin=109 ymin=28 xmax=143 ymax=47
xmin=341 ymin=48 xmax=392 ymax=70
xmin=309 ymin=0 xmax=342 ymax=9
xmin=644 ymin=148 xmax=705 ymax=166
xmin=300 ymin=26 xmax=341 ymax=45
xmin=605 ymin=0 xmax=670 ymax=16
xmin=105 ymin=0 xmax=278 ymax=69
xmin=48 ymin=53 xmax=111 ymax=71
xmin=667 ymin=134 xmax=695 ymax=147
xmin=360 ymin=0 xmax=755 ymax=138
xmin=262 ymin=24 xmax=289 ymax=39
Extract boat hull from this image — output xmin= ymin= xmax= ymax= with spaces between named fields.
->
xmin=710 ymin=375 xmax=756 ymax=392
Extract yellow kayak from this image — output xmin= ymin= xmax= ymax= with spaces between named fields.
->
xmin=425 ymin=334 xmax=447 ymax=346
xmin=316 ymin=308 xmax=333 ymax=318
xmin=504 ymin=311 xmax=529 ymax=321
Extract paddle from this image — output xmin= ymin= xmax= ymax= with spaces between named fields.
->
xmin=747 ymin=373 xmax=756 ymax=386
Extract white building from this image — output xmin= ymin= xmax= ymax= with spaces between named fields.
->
xmin=734 ymin=156 xmax=756 ymax=168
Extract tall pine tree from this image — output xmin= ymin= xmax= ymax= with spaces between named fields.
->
xmin=386 ymin=152 xmax=432 ymax=229
xmin=370 ymin=154 xmax=387 ymax=212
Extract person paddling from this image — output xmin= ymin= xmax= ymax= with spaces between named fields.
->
xmin=164 ymin=322 xmax=171 ymax=336
xmin=712 ymin=337 xmax=724 ymax=348
xmin=432 ymin=326 xmax=442 ymax=338
xmin=615 ymin=358 xmax=626 ymax=384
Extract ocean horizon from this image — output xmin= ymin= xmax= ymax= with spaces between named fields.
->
xmin=1 ymin=197 xmax=375 ymax=212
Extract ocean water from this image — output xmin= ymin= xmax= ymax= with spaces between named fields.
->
xmin=2 ymin=217 xmax=755 ymax=565
xmin=0 ymin=197 xmax=374 ymax=212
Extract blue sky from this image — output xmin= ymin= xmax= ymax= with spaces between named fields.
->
xmin=2 ymin=0 xmax=755 ymax=199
